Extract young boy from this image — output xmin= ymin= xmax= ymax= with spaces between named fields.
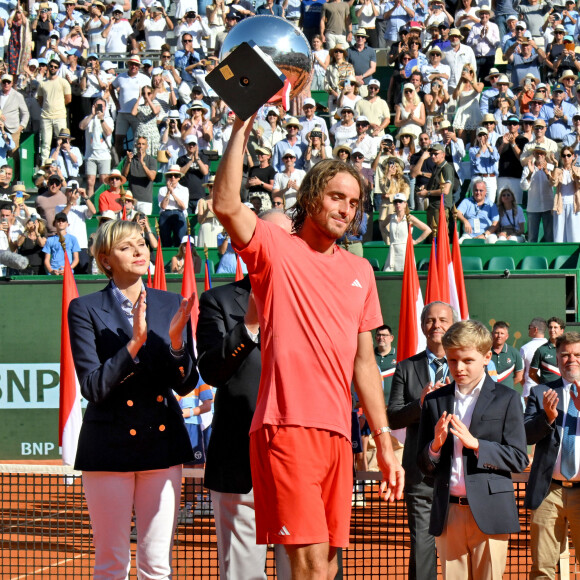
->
xmin=42 ymin=211 xmax=80 ymax=275
xmin=417 ymin=320 xmax=529 ymax=579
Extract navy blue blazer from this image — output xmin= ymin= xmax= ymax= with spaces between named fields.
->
xmin=524 ymin=379 xmax=566 ymax=510
xmin=68 ymin=282 xmax=197 ymax=471
xmin=196 ymin=277 xmax=261 ymax=494
xmin=417 ymin=376 xmax=529 ymax=536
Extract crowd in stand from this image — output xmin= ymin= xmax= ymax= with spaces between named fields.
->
xmin=1 ymin=0 xmax=580 ymax=276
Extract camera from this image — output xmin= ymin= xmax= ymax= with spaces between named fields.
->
xmin=186 ymin=11 xmax=196 ymax=17
xmin=311 ymin=131 xmax=322 ymax=138
xmin=40 ymin=8 xmax=47 ymax=13
xmin=31 ymin=214 xmax=38 ymax=222
xmin=96 ymin=104 xmax=103 ymax=113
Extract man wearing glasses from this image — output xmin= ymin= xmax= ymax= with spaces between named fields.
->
xmin=37 ymin=56 xmax=71 ymax=162
xmin=520 ymin=119 xmax=559 ymax=166
xmin=0 ymin=73 xmax=28 ymax=155
xmin=443 ymin=28 xmax=477 ymax=93
xmin=101 ymin=4 xmax=134 ymax=54
xmin=539 ymin=82 xmax=576 ymax=142
xmin=479 ymin=69 xmax=514 ymax=114
xmin=175 ymin=33 xmax=202 ymax=87
xmin=375 ymin=325 xmax=397 ymax=407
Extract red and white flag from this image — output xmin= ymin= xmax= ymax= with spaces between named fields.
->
xmin=153 ymin=238 xmax=167 ymax=291
xmin=181 ymin=238 xmax=199 ymax=332
xmin=437 ymin=197 xmax=459 ymax=312
xmin=59 ymin=255 xmax=82 ymax=466
xmin=234 ymin=254 xmax=244 ymax=282
xmin=397 ymin=223 xmax=426 ymax=361
xmin=452 ymin=222 xmax=469 ymax=320
xmin=425 ymin=237 xmax=441 ymax=305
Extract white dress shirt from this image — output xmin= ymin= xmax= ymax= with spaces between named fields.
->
xmin=552 ymin=380 xmax=580 ymax=481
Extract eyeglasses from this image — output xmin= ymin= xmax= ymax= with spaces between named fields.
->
xmin=555 ymin=30 xmax=564 ymax=33
xmin=489 ymin=75 xmax=499 ymax=79
xmin=162 ymin=54 xmax=171 ymax=59
xmin=537 ymin=88 xmax=547 ymax=91
xmin=376 ymin=333 xmax=392 ymax=338
xmin=283 ymin=156 xmax=295 ymax=160
xmin=183 ymin=38 xmax=193 ymax=43
xmin=534 ymin=126 xmax=546 ymax=130
xmin=562 ymin=153 xmax=574 ymax=157
xmin=273 ymin=201 xmax=284 ymax=207
xmin=49 ymin=64 xmax=59 ymax=69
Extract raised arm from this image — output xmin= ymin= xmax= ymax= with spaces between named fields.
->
xmin=212 ymin=116 xmax=258 ymax=248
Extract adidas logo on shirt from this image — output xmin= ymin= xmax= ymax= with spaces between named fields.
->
xmin=351 ymin=279 xmax=362 ymax=288
xmin=278 ymin=525 xmax=291 ymax=536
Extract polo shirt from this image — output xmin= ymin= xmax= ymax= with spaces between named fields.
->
xmin=427 ymin=161 xmax=454 ymax=209
xmin=43 ymin=232 xmax=80 ymax=270
xmin=456 ymin=198 xmax=497 ymax=237
xmin=375 ymin=346 xmax=396 ymax=405
xmin=491 ymin=344 xmax=524 ymax=390
xmin=112 ymin=72 xmax=151 ymax=113
xmin=347 ymin=46 xmax=376 ymax=84
xmin=531 ymin=341 xmax=561 ymax=384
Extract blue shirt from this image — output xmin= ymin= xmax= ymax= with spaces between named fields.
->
xmin=43 ymin=233 xmax=80 ymax=271
xmin=256 ymin=2 xmax=283 ymax=16
xmin=175 ymin=49 xmax=201 ymax=83
xmin=301 ymin=0 xmax=326 ymax=29
xmin=456 ymin=198 xmax=497 ymax=237
xmin=426 ymin=349 xmax=449 ymax=383
xmin=469 ymin=144 xmax=500 ymax=175
xmin=539 ymin=100 xmax=576 ymax=140
xmin=382 ymin=0 xmax=414 ymax=41
xmin=272 ymin=139 xmax=307 ymax=172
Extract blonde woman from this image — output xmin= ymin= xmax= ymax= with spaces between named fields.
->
xmin=394 ymin=83 xmax=426 ymax=143
xmin=452 ymin=63 xmax=483 ymax=145
xmin=550 ymin=146 xmax=580 ymax=242
xmin=383 ymin=194 xmax=431 ymax=271
xmin=324 ymin=44 xmax=355 ymax=123
xmin=196 ymin=178 xmax=221 ymax=248
xmin=183 ymin=101 xmax=213 ymax=152
xmin=486 ymin=188 xmax=526 ymax=243
xmin=378 ymin=156 xmax=410 ymax=242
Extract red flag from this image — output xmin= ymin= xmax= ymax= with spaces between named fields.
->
xmin=234 ymin=254 xmax=243 ymax=282
xmin=147 ymin=265 xmax=152 ymax=288
xmin=153 ymin=238 xmax=167 ymax=291
xmin=122 ymin=204 xmax=126 ymax=221
xmin=59 ymin=254 xmax=82 ymax=466
xmin=452 ymin=222 xmax=469 ymax=320
xmin=181 ymin=239 xmax=199 ymax=331
xmin=425 ymin=237 xmax=441 ymax=305
xmin=397 ymin=223 xmax=426 ymax=361
xmin=436 ymin=197 xmax=451 ymax=304
xmin=204 ymin=259 xmax=212 ymax=291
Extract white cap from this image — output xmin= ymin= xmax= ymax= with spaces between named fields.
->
xmin=303 ymin=97 xmax=316 ymax=107
xmin=66 ymin=179 xmax=80 ymax=188
xmin=281 ymin=149 xmax=297 ymax=158
xmin=351 ymin=147 xmax=365 ymax=156
xmin=101 ymin=60 xmax=117 ymax=70
xmin=151 ymin=67 xmax=163 ymax=76
xmin=113 ymin=3 xmax=124 ymax=11
xmin=516 ymin=20 xmax=527 ymax=28
xmin=185 ymin=134 xmax=197 ymax=144
xmin=356 ymin=115 xmax=369 ymax=123
xmin=181 ymin=235 xmax=195 ymax=245
xmin=368 ymin=79 xmax=380 ymax=87
xmin=393 ymin=193 xmax=407 ymax=202
xmin=28 ymin=58 xmax=39 ymax=67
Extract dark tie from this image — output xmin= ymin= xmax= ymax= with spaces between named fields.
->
xmin=434 ymin=357 xmax=446 ymax=384
xmin=562 ymin=385 xmax=578 ymax=480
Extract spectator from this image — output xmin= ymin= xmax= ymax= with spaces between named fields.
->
xmin=175 ymin=32 xmax=201 ymax=86
xmin=310 ymin=35 xmax=329 ymax=91
xmin=256 ymin=0 xmax=283 ymax=17
xmin=0 ymin=72 xmax=28 ymax=154
xmin=14 ymin=214 xmax=47 ymax=275
xmin=380 ymin=0 xmax=415 ymax=51
xmin=350 ymin=115 xmax=378 ymax=165
xmin=550 ymin=146 xmax=580 ymax=243
xmin=303 ymin=128 xmax=332 ymax=171
xmin=138 ymin=2 xmax=173 ymax=51
xmin=17 ymin=59 xmax=42 ymax=134
xmin=298 ymin=97 xmax=328 ymax=143
xmin=347 ymin=28 xmax=377 ymax=89
xmin=35 ymin=174 xmax=66 ymax=235
xmin=452 ymin=64 xmax=483 ymax=146
xmin=83 ymin=1 xmax=108 ymax=53
xmin=176 ymin=10 xmax=210 ymax=55
xmin=216 ymin=228 xmax=248 ymax=275
xmin=272 ymin=150 xmax=306 ymax=209
xmin=324 ymin=43 xmax=355 ymax=120
xmin=394 ymin=83 xmax=426 ymax=143
xmin=409 ymin=133 xmax=436 ymax=210
xmin=115 ymin=190 xmax=138 ymax=221
xmin=378 ymin=156 xmax=409 ymax=238
xmin=42 ymin=211 xmax=79 ymax=274
xmin=272 ymin=117 xmax=306 ymax=172
xmin=487 ymin=187 xmax=526 ymax=243
xmin=0 ymin=164 xmax=13 ymax=197
xmin=122 ymin=136 xmax=157 ymax=216
xmin=521 ymin=118 xmax=558 ymax=165
xmin=151 ymin=67 xmax=177 ymax=120
xmin=111 ymin=54 xmax=151 ymax=156
xmin=98 ymin=169 xmax=126 ymax=214
xmin=443 ymin=28 xmax=477 ymax=93
xmin=320 ymin=0 xmax=352 ymax=49
xmin=505 ymin=32 xmax=545 ymax=87
xmin=250 ymin=107 xmax=285 ymax=157
xmin=469 ymin=127 xmax=499 ymax=203
xmin=539 ymin=82 xmax=576 ymax=143
xmin=176 ymin=134 xmax=209 ymax=214
xmin=131 ymin=85 xmax=161 ymax=157
xmin=246 ymin=145 xmax=276 ymax=206
xmin=333 ymin=144 xmax=351 ymax=163
xmin=170 ymin=235 xmax=202 ymax=273
xmin=355 ymin=78 xmax=390 ymax=138
xmin=158 ymin=164 xmax=189 ymax=247
xmin=50 ymin=127 xmax=82 ymax=180
xmin=372 ymin=134 xmax=395 ymax=209
xmin=55 ymin=181 xmax=96 ymax=274
xmin=336 ymin=76 xmax=362 ymax=118
xmin=524 ymin=332 xmax=580 ymax=579
xmin=455 ymin=179 xmax=496 ymax=242
xmin=196 ymin=177 xmax=221 ymax=248
xmin=160 ymin=112 xmax=187 ymax=162
xmin=183 ymin=100 xmax=213 ymax=153
xmin=466 ymin=5 xmax=499 ymax=82
xmin=437 ymin=120 xmax=465 ymax=201
xmin=31 ymin=3 xmax=53 ymax=58
xmin=7 ymin=6 xmax=32 ymax=76
xmin=421 ymin=46 xmax=450 ymax=94
xmin=79 ymin=97 xmax=114 ymax=199
xmin=37 ymin=56 xmax=71 ymax=162
xmin=520 ymin=144 xmax=555 ymax=242
xmin=382 ymin=193 xmax=431 ymax=270
xmin=520 ymin=318 xmax=547 ymax=401
xmin=101 ymin=4 xmax=134 ymax=54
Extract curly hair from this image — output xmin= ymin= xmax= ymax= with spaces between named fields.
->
xmin=292 ymin=159 xmax=365 ymax=235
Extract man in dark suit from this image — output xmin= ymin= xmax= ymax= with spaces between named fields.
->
xmin=196 ymin=210 xmax=291 ymax=580
xmin=417 ymin=320 xmax=529 ymax=578
xmin=524 ymin=331 xmax=580 ymax=579
xmin=388 ymin=301 xmax=456 ymax=580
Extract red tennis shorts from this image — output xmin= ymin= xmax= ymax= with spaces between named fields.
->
xmin=250 ymin=425 xmax=353 ymax=547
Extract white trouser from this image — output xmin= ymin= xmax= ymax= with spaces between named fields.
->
xmin=211 ymin=488 xmax=291 ymax=580
xmin=83 ymin=465 xmax=182 ymax=580
xmin=554 ymin=202 xmax=580 ymax=242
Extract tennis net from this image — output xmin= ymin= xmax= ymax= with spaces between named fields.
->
xmin=0 ymin=465 xmax=575 ymax=578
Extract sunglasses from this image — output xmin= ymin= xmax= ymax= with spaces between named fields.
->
xmin=483 ymin=121 xmax=495 ymax=125
xmin=562 ymin=153 xmax=574 ymax=157
xmin=183 ymin=39 xmax=193 ymax=43
xmin=1 ymin=80 xmax=11 ymax=84
xmin=110 ymin=176 xmax=121 ymax=181
xmin=393 ymin=199 xmax=405 ymax=204
xmin=353 ymin=154 xmax=364 ymax=159
xmin=404 ymin=89 xmax=413 ymax=93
